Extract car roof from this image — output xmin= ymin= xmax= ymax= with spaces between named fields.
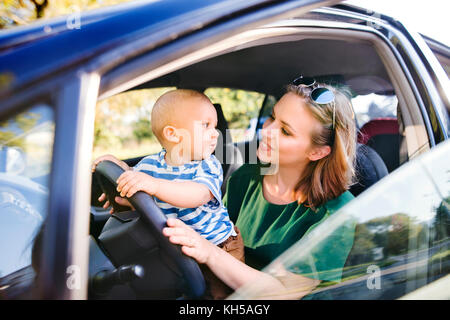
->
xmin=0 ymin=0 xmax=276 ymax=97
xmin=4 ymin=1 xmax=444 ymax=100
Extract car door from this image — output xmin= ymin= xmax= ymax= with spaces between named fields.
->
xmin=0 ymin=0 xmax=344 ymax=300
xmin=229 ymin=139 xmax=449 ymax=300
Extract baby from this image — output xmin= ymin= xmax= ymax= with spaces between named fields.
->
xmin=92 ymin=90 xmax=244 ymax=296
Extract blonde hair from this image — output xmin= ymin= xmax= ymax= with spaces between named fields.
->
xmin=151 ymin=89 xmax=212 ymax=143
xmin=286 ymin=83 xmax=356 ymax=209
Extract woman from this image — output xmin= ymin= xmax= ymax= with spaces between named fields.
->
xmin=165 ymin=77 xmax=358 ymax=299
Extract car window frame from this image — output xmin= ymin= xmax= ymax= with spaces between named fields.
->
xmin=0 ymin=70 xmax=99 ymax=299
xmin=324 ymin=6 xmax=449 ymax=143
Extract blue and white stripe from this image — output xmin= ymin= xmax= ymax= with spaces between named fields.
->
xmin=134 ymin=149 xmax=236 ymax=245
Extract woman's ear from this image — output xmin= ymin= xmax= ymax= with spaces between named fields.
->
xmin=308 ymin=145 xmax=331 ymax=161
xmin=162 ymin=125 xmax=181 ymax=143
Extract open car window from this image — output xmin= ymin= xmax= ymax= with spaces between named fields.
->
xmin=93 ymin=87 xmax=176 ymax=161
xmin=352 ymin=93 xmax=398 ymax=129
xmin=229 ymin=140 xmax=450 ymax=300
xmin=204 ymin=87 xmax=265 ymax=143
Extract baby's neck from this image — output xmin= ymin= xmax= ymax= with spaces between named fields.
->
xmin=164 ymin=147 xmax=193 ymax=166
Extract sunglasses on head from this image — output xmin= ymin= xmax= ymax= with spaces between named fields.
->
xmin=292 ymin=76 xmax=336 ymax=105
xmin=292 ymin=76 xmax=336 ymax=144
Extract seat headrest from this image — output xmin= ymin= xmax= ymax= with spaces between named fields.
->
xmin=213 ymin=103 xmax=232 ymax=144
xmin=358 ymin=118 xmax=399 ymax=144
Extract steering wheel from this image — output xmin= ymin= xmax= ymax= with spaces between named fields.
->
xmin=94 ymin=160 xmax=206 ymax=298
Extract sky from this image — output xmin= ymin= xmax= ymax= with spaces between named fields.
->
xmin=344 ymin=0 xmax=449 ymax=46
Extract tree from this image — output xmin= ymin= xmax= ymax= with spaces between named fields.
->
xmin=1 ymin=0 xmax=132 ymax=29
xmin=0 ymin=112 xmax=40 ymax=149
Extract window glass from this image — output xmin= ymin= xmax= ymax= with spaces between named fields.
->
xmin=351 ymin=93 xmax=398 ymax=128
xmin=419 ymin=141 xmax=450 ymax=284
xmin=230 ymin=142 xmax=448 ymax=299
xmin=0 ymin=103 xmax=54 ymax=299
xmin=204 ymin=88 xmax=265 ymax=143
xmin=93 ymin=87 xmax=175 ymax=160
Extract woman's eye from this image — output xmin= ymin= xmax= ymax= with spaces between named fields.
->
xmin=281 ymin=128 xmax=290 ymax=136
xmin=203 ymin=122 xmax=209 ymax=128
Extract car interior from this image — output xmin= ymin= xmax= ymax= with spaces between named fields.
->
xmin=110 ymin=37 xmax=408 ymax=192
xmin=86 ymin=25 xmax=434 ymax=299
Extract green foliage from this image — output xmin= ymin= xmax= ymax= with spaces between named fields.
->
xmin=1 ymin=0 xmax=133 ymax=29
xmin=205 ymin=88 xmax=264 ymax=142
xmin=0 ymin=112 xmax=40 ymax=148
xmin=351 ymin=224 xmax=376 ymax=258
xmin=133 ymin=118 xmax=154 ymax=143
xmin=93 ymin=87 xmax=173 ymax=159
xmin=205 ymin=88 xmax=263 ymax=130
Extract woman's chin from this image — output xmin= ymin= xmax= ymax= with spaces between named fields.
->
xmin=256 ymin=147 xmax=274 ymax=164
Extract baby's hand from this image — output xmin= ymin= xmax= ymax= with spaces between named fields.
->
xmin=116 ymin=171 xmax=159 ymax=198
xmin=92 ymin=154 xmax=122 ymax=172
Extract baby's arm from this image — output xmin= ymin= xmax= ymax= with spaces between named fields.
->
xmin=153 ymin=179 xmax=213 ymax=208
xmin=116 ymin=171 xmax=213 ymax=208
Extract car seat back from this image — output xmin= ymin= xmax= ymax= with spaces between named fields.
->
xmin=212 ymin=103 xmax=243 ymax=195
xmin=350 ymin=143 xmax=389 ymax=197
xmin=358 ymin=117 xmax=400 ymax=173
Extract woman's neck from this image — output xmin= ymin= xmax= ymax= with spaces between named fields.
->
xmin=263 ymin=162 xmax=307 ymax=204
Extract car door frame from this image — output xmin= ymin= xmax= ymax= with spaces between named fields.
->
xmin=38 ymin=71 xmax=99 ymax=300
xmin=333 ymin=4 xmax=449 ymax=143
xmin=0 ymin=70 xmax=98 ymax=299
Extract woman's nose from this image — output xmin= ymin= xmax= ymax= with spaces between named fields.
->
xmin=261 ymin=120 xmax=275 ymax=137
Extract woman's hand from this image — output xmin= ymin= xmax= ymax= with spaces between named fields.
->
xmin=92 ymin=154 xmax=130 ymax=172
xmin=98 ymin=193 xmax=135 ymax=214
xmin=163 ymin=218 xmax=216 ymax=264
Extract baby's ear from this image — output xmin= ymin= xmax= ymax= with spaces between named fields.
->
xmin=162 ymin=125 xmax=181 ymax=143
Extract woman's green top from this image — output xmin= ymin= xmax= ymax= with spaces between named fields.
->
xmin=223 ymin=164 xmax=356 ymax=282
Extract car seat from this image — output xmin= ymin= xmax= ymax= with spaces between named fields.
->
xmin=357 ymin=118 xmax=400 ymax=173
xmin=212 ymin=103 xmax=243 ymax=195
xmin=350 ymin=143 xmax=389 ymax=197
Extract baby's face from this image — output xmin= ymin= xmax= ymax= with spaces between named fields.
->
xmin=177 ymin=99 xmax=219 ymax=161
